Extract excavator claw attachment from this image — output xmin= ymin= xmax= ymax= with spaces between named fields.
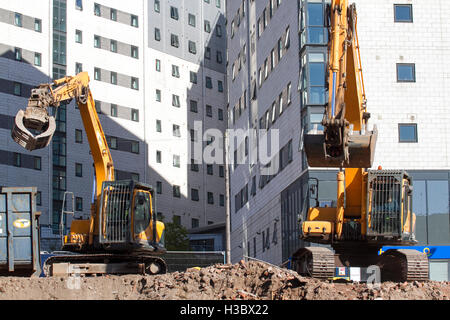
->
xmin=11 ymin=86 xmax=57 ymax=151
xmin=303 ymin=125 xmax=377 ymax=168
xmin=11 ymin=106 xmax=56 ymax=151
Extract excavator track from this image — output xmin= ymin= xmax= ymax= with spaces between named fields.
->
xmin=293 ymin=247 xmax=335 ymax=280
xmin=43 ymin=253 xmax=167 ymax=277
xmin=378 ymin=249 xmax=429 ymax=282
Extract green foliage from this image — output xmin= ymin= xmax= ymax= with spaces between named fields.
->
xmin=162 ymin=216 xmax=190 ymax=251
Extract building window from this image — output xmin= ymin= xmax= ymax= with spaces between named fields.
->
xmin=14 ymin=13 xmax=22 ymax=27
xmin=75 ymin=163 xmax=83 ymax=177
xmin=75 ymin=129 xmax=83 ymax=143
xmin=204 ymin=20 xmax=211 ymax=33
xmin=154 ymin=0 xmax=160 ymax=13
xmin=398 ymin=123 xmax=418 ymax=143
xmin=205 ymin=76 xmax=213 ymax=89
xmin=131 ymin=46 xmax=138 ymax=59
xmin=218 ymin=108 xmax=224 ymax=120
xmin=75 ymin=29 xmax=82 ymax=43
xmin=220 ymin=194 xmax=225 ymax=207
xmin=172 ymin=94 xmax=180 ymax=108
xmin=110 ymin=8 xmax=117 ymax=21
xmin=216 ymin=0 xmax=221 ymax=9
xmin=109 ymin=136 xmax=118 ymax=149
xmin=155 ymin=59 xmax=161 ymax=71
xmin=13 ymin=153 xmax=21 ymax=167
xmin=188 ymin=13 xmax=196 ymax=27
xmin=156 ymin=89 xmax=161 ymax=102
xmin=171 ymin=34 xmax=179 ymax=47
xmin=94 ymin=35 xmax=100 ymax=48
xmin=170 ymin=6 xmax=179 ymax=20
xmin=188 ymin=41 xmax=197 ymax=54
xmin=110 ymin=72 xmax=117 ymax=85
xmin=94 ymin=67 xmax=101 ymax=80
xmin=156 ymin=181 xmax=162 ymax=194
xmin=75 ymin=197 xmax=83 ymax=211
xmin=75 ymin=0 xmax=83 ymax=10
xmin=207 ymin=164 xmax=213 ymax=175
xmin=205 ymin=47 xmax=211 ymax=60
xmin=206 ymin=105 xmax=213 ymax=117
xmin=156 ymin=150 xmax=162 ymax=163
xmin=36 ymin=191 xmax=42 ymax=206
xmin=13 ymin=82 xmax=21 ymax=96
xmin=34 ymin=156 xmax=41 ymax=170
xmin=34 ymin=53 xmax=41 ymax=66
xmin=156 ymin=119 xmax=162 ymax=132
xmin=173 ymin=124 xmax=181 ymax=137
xmin=172 ymin=65 xmax=180 ymax=78
xmin=191 ymin=218 xmax=199 ymax=228
xmin=216 ymin=51 xmax=223 ymax=64
xmin=75 ymin=62 xmax=83 ymax=74
xmin=216 ymin=25 xmax=222 ymax=37
xmin=173 ymin=185 xmax=181 ymax=198
xmin=154 ymin=28 xmax=161 ymax=41
xmin=394 ymin=4 xmax=413 ymax=22
xmin=190 ymin=71 xmax=197 ymax=84
xmin=191 ymin=189 xmax=199 ymax=201
xmin=131 ymin=141 xmax=139 ymax=154
xmin=131 ymin=77 xmax=139 ymax=90
xmin=219 ymin=165 xmax=224 ymax=177
xmin=34 ymin=19 xmax=42 ymax=32
xmin=207 ymin=192 xmax=214 ymax=204
xmin=397 ymin=63 xmax=415 ymax=82
xmin=131 ymin=15 xmax=139 ymax=27
xmin=110 ymin=40 xmax=117 ymax=53
xmin=110 ymin=104 xmax=118 ymax=117
xmin=94 ymin=3 xmax=101 ymax=16
xmin=14 ymin=47 xmax=22 ymax=61
xmin=218 ymin=80 xmax=224 ymax=92
xmin=131 ymin=109 xmax=139 ymax=121
xmin=191 ymin=159 xmax=199 ymax=171
xmin=190 ymin=100 xmax=198 ymax=113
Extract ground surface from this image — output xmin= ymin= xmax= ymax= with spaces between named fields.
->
xmin=0 ymin=261 xmax=449 ymax=300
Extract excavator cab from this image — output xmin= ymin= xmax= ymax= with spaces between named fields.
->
xmin=98 ymin=180 xmax=166 ymax=253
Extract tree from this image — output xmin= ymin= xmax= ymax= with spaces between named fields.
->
xmin=163 ymin=216 xmax=190 ymax=251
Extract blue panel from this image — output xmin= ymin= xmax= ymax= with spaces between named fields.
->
xmin=11 ymin=194 xmax=30 ymax=212
xmin=0 ymin=194 xmax=5 ymax=212
xmin=380 ymin=246 xmax=450 ymax=259
xmin=11 ymin=212 xmax=32 ymax=237
xmin=13 ymin=238 xmax=32 ymax=262
xmin=0 ymin=238 xmax=6 ymax=263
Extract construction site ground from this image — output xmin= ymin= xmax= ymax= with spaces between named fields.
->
xmin=0 ymin=260 xmax=449 ymax=300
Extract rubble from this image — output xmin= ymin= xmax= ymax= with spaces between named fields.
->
xmin=0 ymin=260 xmax=448 ymax=300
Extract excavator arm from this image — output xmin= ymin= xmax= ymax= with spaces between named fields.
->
xmin=303 ymin=0 xmax=377 ymax=168
xmin=11 ymin=72 xmax=115 ymax=198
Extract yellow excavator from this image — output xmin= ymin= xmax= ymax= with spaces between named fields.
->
xmin=11 ymin=72 xmax=167 ymax=276
xmin=294 ymin=0 xmax=429 ymax=282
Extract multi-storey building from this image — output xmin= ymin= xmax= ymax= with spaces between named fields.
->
xmin=0 ymin=0 xmax=227 ymax=251
xmin=227 ymin=0 xmax=450 ymax=268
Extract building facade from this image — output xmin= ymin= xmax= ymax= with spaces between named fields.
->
xmin=227 ymin=0 xmax=450 ymax=265
xmin=0 ymin=0 xmax=227 ymax=251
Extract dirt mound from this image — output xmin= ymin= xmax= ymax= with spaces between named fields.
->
xmin=0 ymin=260 xmax=448 ymax=300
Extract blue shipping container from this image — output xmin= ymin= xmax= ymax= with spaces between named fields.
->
xmin=0 ymin=187 xmax=41 ymax=276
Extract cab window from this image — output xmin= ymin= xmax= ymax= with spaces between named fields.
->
xmin=134 ymin=192 xmax=151 ymax=234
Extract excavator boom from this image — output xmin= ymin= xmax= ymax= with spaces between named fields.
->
xmin=303 ymin=0 xmax=377 ymax=168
